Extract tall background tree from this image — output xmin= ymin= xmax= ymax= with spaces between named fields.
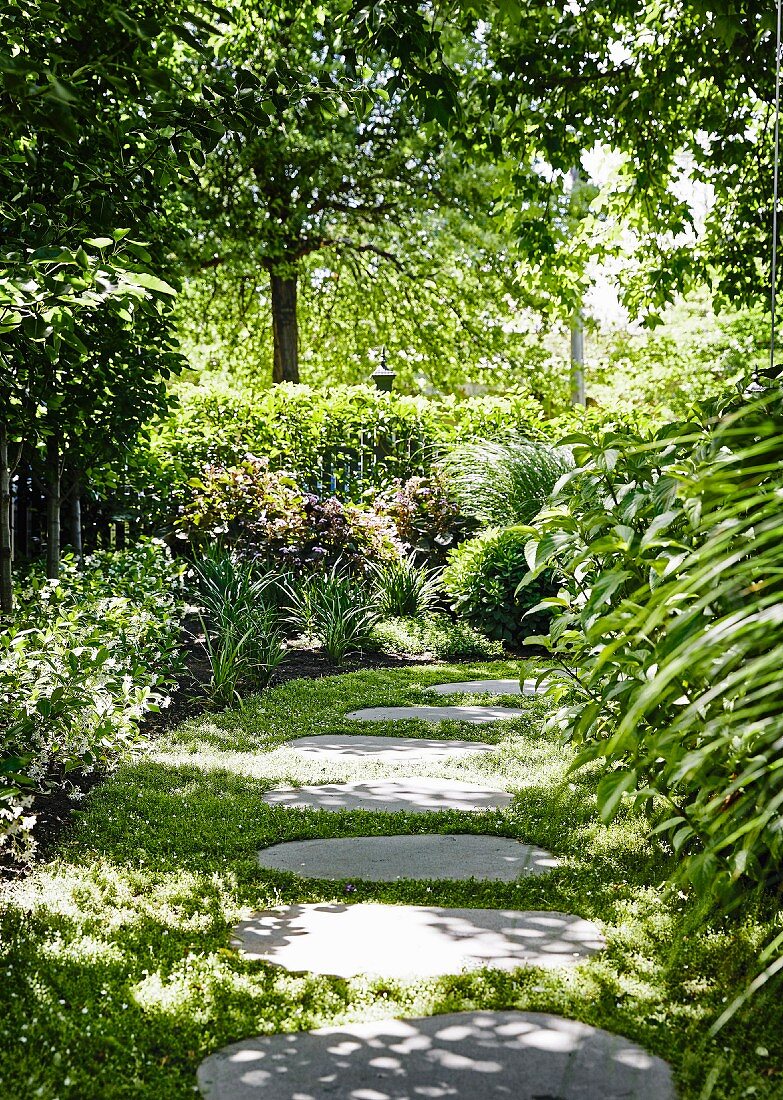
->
xmin=178 ymin=0 xmax=548 ymax=386
xmin=0 ymin=0 xmax=247 ymax=604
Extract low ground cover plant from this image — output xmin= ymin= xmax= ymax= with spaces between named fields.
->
xmin=371 ymin=612 xmax=504 ymax=659
xmin=0 ymin=542 xmax=182 ymax=858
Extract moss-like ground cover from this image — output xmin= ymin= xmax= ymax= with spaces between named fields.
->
xmin=1 ymin=661 xmax=780 ymax=1099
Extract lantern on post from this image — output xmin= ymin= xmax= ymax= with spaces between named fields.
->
xmin=371 ymin=346 xmax=396 ymax=392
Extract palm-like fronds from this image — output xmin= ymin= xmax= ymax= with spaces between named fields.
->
xmin=439 ymin=439 xmax=572 ymax=527
xmin=525 ymin=389 xmax=783 ymax=1023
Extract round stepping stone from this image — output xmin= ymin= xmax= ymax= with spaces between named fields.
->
xmin=262 ymin=777 xmax=513 ymax=814
xmin=257 ymin=834 xmax=558 ymax=882
xmin=347 ymin=704 xmax=522 ymax=724
xmin=288 ymin=734 xmax=496 ymax=761
xmin=430 ymin=677 xmax=548 ymax=696
xmin=198 ymin=1010 xmax=675 ymax=1100
xmin=231 ymin=904 xmax=604 ymax=977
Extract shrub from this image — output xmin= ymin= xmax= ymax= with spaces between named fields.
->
xmin=370 ymin=554 xmax=442 ymax=618
xmin=178 ymin=455 xmax=403 ymax=575
xmin=178 ymin=455 xmax=302 ymax=548
xmin=439 ymin=438 xmax=572 ymax=527
xmin=523 ymin=391 xmax=783 ymax=1020
xmin=1 ymin=543 xmax=183 ymax=858
xmin=373 ymin=473 xmax=474 ymax=565
xmin=372 ymin=612 xmax=504 ymax=660
xmin=443 ymin=526 xmax=553 ymax=648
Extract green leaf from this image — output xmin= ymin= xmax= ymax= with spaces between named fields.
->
xmin=596 ymin=769 xmax=638 ymax=823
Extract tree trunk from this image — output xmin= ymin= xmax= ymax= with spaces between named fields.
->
xmin=70 ymin=480 xmax=83 ymax=566
xmin=45 ymin=434 xmax=61 ymax=580
xmin=570 ymin=308 xmax=586 ymax=406
xmin=0 ymin=424 xmax=13 ymax=614
xmin=270 ymin=272 xmax=300 ymax=384
xmin=15 ymin=464 xmax=29 ymax=560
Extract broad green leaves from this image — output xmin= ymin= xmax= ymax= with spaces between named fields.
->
xmin=524 ymin=383 xmax=783 ymax=1018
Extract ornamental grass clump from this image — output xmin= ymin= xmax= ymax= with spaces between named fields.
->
xmin=188 ymin=550 xmax=286 ymax=706
xmin=284 ymin=566 xmax=380 ymax=664
xmin=369 ymin=553 xmax=442 ymax=618
xmin=439 ymin=438 xmax=573 ymax=527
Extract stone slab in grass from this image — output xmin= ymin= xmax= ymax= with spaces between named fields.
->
xmin=430 ymin=677 xmax=548 ymax=696
xmin=231 ymin=903 xmax=604 ymax=978
xmin=288 ymin=734 xmax=497 ymax=761
xmin=198 ymin=1010 xmax=675 ymax=1100
xmin=347 ymin=704 xmax=522 ymax=724
xmin=257 ymin=834 xmax=558 ymax=882
xmin=262 ymin=777 xmax=513 ymax=814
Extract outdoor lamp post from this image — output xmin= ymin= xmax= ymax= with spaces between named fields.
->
xmin=371 ymin=346 xmax=396 ymax=392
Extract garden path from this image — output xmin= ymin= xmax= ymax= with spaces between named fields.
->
xmin=198 ymin=678 xmax=676 ymax=1099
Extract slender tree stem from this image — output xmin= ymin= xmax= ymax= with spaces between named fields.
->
xmin=0 ymin=422 xmax=13 ymax=614
xmin=45 ymin=434 xmax=61 ymax=581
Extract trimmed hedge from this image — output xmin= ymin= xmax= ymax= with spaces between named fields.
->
xmin=127 ymin=383 xmax=557 ymax=528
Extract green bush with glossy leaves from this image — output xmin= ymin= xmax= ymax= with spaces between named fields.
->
xmin=443 ymin=526 xmax=554 ymax=648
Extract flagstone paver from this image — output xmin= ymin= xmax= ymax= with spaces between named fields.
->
xmin=430 ymin=677 xmax=548 ymax=696
xmin=198 ymin=1010 xmax=675 ymax=1100
xmin=347 ymin=704 xmax=523 ymax=724
xmin=288 ymin=734 xmax=497 ymax=761
xmin=197 ymin=671 xmax=675 ymax=1100
xmin=261 ymin=777 xmax=514 ymax=813
xmin=231 ymin=903 xmax=604 ymax=978
xmin=257 ymin=833 xmax=558 ymax=882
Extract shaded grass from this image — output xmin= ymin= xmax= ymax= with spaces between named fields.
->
xmin=0 ymin=661 xmax=781 ymax=1098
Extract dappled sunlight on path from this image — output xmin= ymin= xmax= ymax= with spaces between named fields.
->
xmin=198 ymin=1010 xmax=675 ymax=1099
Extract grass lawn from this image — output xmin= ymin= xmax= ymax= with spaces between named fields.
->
xmin=1 ymin=661 xmax=780 ymax=1099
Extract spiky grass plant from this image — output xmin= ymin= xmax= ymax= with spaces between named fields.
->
xmin=189 ymin=549 xmax=286 ymax=704
xmin=369 ymin=553 xmax=442 ymax=618
xmin=284 ymin=565 xmax=380 ymax=664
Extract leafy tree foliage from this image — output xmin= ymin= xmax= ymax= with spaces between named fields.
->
xmin=177 ymin=1 xmax=546 ymax=384
xmin=0 ymin=0 xmax=241 ymax=603
xmin=177 ymin=186 xmax=561 ymax=393
xmin=356 ymin=0 xmax=783 ymax=318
